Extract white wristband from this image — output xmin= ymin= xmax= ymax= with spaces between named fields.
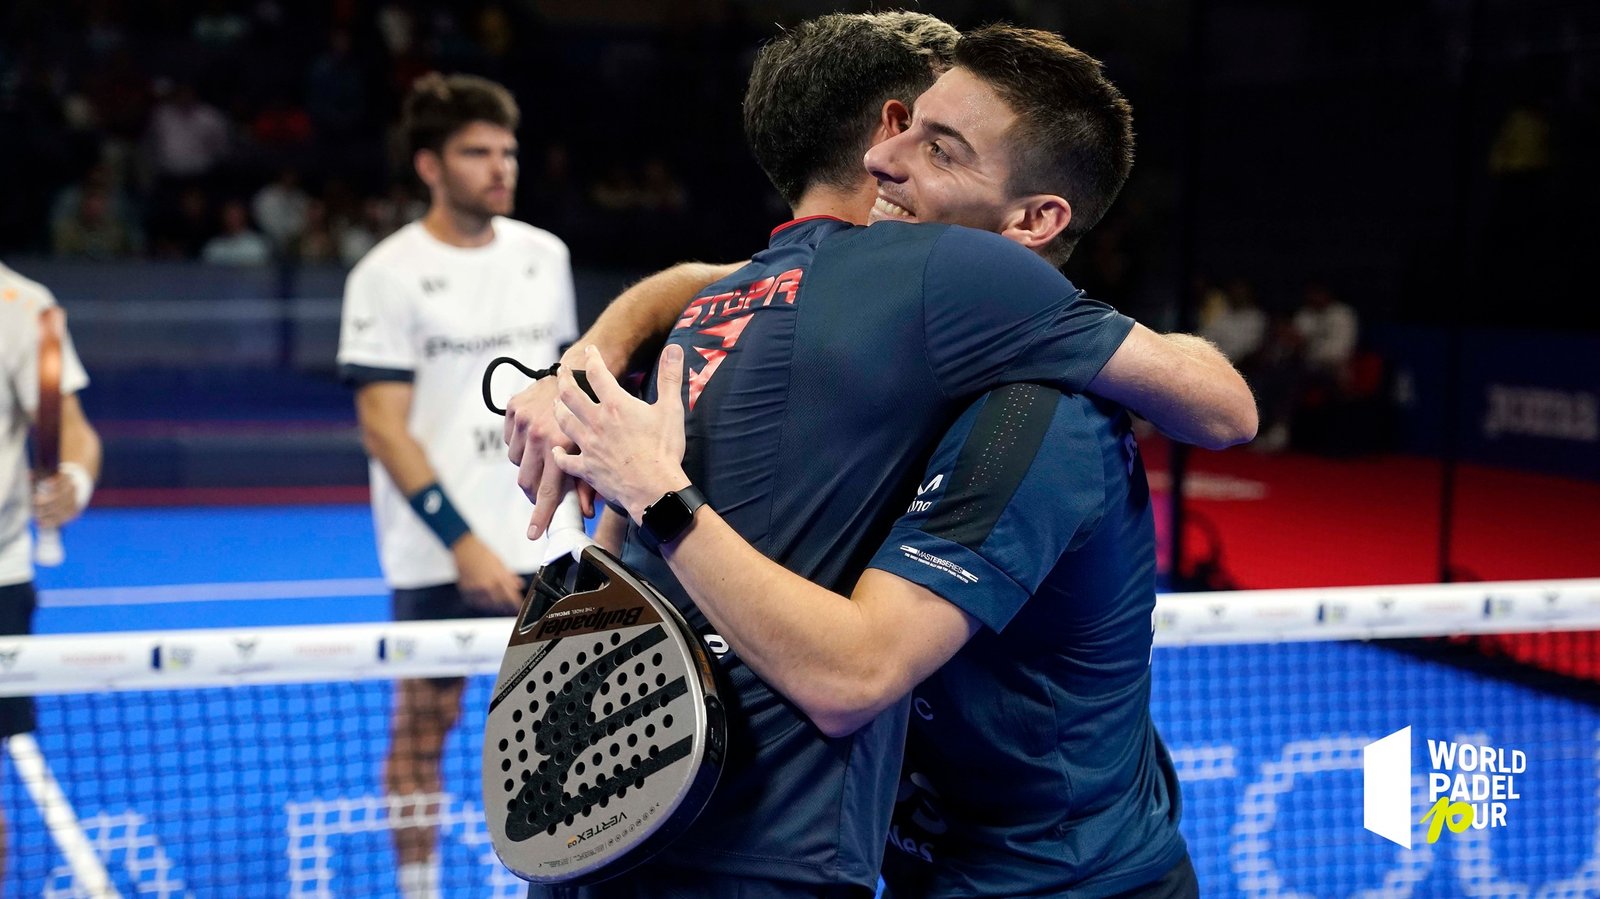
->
xmin=59 ymin=462 xmax=94 ymax=512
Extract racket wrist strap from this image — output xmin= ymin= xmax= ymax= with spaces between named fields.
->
xmin=58 ymin=462 xmax=93 ymax=511
xmin=408 ymin=482 xmax=471 ymax=548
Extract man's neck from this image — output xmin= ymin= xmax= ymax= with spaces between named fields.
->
xmin=789 ymin=180 xmax=877 ymax=226
xmin=421 ymin=204 xmax=496 ymax=248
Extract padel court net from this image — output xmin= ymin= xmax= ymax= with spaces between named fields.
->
xmin=3 ymin=578 xmax=1597 ymax=898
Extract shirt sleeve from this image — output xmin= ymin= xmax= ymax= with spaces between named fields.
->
xmin=56 ymin=304 xmax=90 ymax=396
xmin=337 ymin=260 xmax=415 ymax=384
xmin=921 ymin=226 xmax=1134 ymax=399
xmin=9 ymin=291 xmax=88 ymax=408
xmin=866 ymin=384 xmax=1107 ymax=633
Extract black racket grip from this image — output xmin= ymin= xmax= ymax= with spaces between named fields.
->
xmin=571 ymin=369 xmax=600 ymax=403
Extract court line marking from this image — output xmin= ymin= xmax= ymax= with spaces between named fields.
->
xmin=8 ymin=732 xmax=123 ymax=899
xmin=38 ymin=578 xmax=389 ymax=608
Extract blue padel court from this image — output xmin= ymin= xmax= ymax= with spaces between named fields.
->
xmin=5 ymin=506 xmax=1599 ymax=897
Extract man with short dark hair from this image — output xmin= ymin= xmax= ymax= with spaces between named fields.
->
xmin=336 ymin=72 xmax=585 ymax=899
xmin=537 ymin=19 xmax=1209 ymax=895
xmin=855 ymin=28 xmax=1199 ymax=895
xmin=514 ymin=15 xmax=1241 ymax=899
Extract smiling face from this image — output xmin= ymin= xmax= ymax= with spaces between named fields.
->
xmin=863 ymin=67 xmax=1023 ymax=232
xmin=421 ymin=120 xmax=518 ymax=219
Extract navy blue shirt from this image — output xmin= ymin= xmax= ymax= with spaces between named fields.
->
xmin=617 ymin=218 xmax=1135 ymax=887
xmin=870 ymin=385 xmax=1187 ymax=898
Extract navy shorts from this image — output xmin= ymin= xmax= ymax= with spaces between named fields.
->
xmin=0 ymin=581 xmax=37 ymax=737
xmin=393 ymin=578 xmax=531 ymax=686
xmin=391 ymin=580 xmax=530 ymax=623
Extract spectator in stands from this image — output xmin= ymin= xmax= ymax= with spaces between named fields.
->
xmin=253 ymin=170 xmax=312 ymax=255
xmin=51 ymin=185 xmax=139 ymax=260
xmin=144 ymin=82 xmax=230 ymax=181
xmin=1201 ymin=277 xmax=1267 ymax=363
xmin=201 ymin=200 xmax=271 ymax=266
xmin=1293 ymin=281 xmax=1358 ymax=384
xmin=50 ymin=162 xmax=143 ymax=260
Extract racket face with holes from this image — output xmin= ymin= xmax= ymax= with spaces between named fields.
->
xmin=484 ymin=546 xmax=725 ymax=884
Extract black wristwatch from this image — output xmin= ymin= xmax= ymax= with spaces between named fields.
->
xmin=640 ymin=485 xmax=709 ymax=550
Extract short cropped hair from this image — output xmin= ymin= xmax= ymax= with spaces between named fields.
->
xmin=955 ymin=26 xmax=1135 ymax=265
xmin=403 ymin=73 xmax=520 ymax=158
xmin=744 ymin=12 xmax=959 ymax=207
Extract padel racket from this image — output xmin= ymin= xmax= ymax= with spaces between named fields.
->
xmin=32 ymin=307 xmax=64 ymax=567
xmin=483 ymin=541 xmax=726 ymax=885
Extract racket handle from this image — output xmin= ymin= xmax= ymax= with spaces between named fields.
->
xmin=35 ymin=526 xmax=64 ymax=567
xmin=542 ymin=492 xmax=594 ymax=564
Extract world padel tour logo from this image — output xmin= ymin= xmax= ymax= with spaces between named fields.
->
xmin=1363 ymin=726 xmax=1527 ymax=847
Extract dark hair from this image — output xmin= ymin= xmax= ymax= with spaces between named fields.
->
xmin=744 ymin=12 xmax=958 ymax=207
xmin=403 ymin=73 xmax=520 ymax=158
xmin=955 ymin=25 xmax=1134 ymax=265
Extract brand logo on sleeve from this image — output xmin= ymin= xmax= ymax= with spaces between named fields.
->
xmin=908 ymin=475 xmax=944 ymax=514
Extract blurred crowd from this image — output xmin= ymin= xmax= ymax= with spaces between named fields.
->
xmin=0 ymin=0 xmax=775 ymax=269
xmin=1197 ymin=277 xmax=1386 ymax=455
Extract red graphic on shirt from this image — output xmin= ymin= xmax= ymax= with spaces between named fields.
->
xmin=676 ymin=268 xmax=802 ymax=411
xmin=687 ymin=317 xmax=752 ymax=411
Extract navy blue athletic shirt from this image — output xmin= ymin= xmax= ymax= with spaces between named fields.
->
xmin=871 ymin=385 xmax=1188 ymax=898
xmin=616 ymin=217 xmax=1134 ymax=888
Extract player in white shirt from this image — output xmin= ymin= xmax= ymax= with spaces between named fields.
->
xmin=335 ymin=73 xmax=582 ymax=899
xmin=0 ymin=260 xmax=101 ymax=883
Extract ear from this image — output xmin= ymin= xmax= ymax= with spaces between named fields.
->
xmin=413 ymin=149 xmax=441 ymax=190
xmin=874 ymin=99 xmax=912 ymax=142
xmin=1000 ymin=194 xmax=1072 ymax=256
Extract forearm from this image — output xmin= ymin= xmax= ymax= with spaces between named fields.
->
xmin=1089 ymin=324 xmax=1258 ymax=449
xmin=360 ymin=421 xmax=440 ymax=497
xmin=594 ymin=506 xmax=628 ymax=554
xmin=658 ymin=510 xmax=894 ymax=736
xmin=562 ymin=262 xmax=740 ymax=377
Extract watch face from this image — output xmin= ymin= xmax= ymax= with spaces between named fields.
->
xmin=644 ymin=492 xmax=693 ymax=544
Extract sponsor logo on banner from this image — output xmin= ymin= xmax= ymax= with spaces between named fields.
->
xmin=1483 ymin=589 xmax=1578 ymax=625
xmin=152 ymin=644 xmax=196 ymax=671
xmin=220 ymin=637 xmax=272 ymax=675
xmin=294 ymin=640 xmax=360 ymax=660
xmin=0 ymin=646 xmax=19 ymax=671
xmin=1153 ymin=601 xmax=1237 ymax=638
xmin=1482 ymin=384 xmax=1599 ymax=442
xmin=378 ymin=637 xmax=417 ymax=663
xmin=1483 ymin=594 xmax=1517 ymax=619
xmin=1364 ymin=726 xmax=1526 ymax=849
